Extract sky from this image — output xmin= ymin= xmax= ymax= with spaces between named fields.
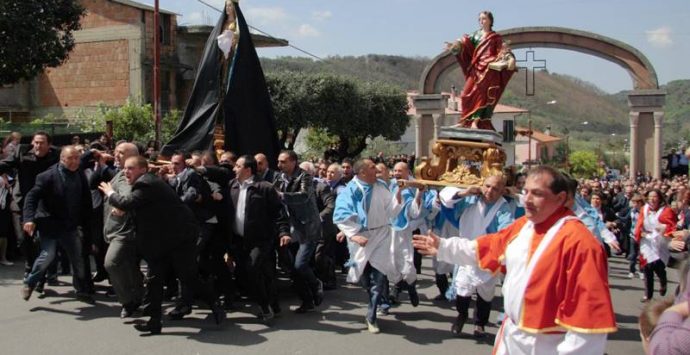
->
xmin=142 ymin=0 xmax=689 ymax=93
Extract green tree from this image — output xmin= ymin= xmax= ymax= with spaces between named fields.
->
xmin=569 ymin=150 xmax=599 ymax=178
xmin=0 ymin=1 xmax=85 ymax=85
xmin=266 ymin=72 xmax=409 ymax=158
xmin=95 ymin=100 xmax=179 ymax=143
xmin=321 ymin=81 xmax=408 ymax=158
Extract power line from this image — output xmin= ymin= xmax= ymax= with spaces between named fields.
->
xmin=196 ymin=0 xmax=325 ymax=62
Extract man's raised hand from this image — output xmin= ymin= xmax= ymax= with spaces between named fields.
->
xmin=412 ymin=231 xmax=441 ymax=256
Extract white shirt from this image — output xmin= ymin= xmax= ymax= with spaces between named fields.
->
xmin=233 ymin=178 xmax=253 ymax=237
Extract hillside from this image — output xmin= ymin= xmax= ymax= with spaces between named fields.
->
xmin=260 ymin=55 xmax=689 ymax=151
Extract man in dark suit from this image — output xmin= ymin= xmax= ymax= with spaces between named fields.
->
xmin=166 ymin=152 xmax=217 ymax=318
xmin=255 ymin=153 xmax=277 ymax=183
xmin=227 ymin=155 xmax=291 ymax=321
xmin=99 ymin=156 xmax=224 ymax=334
xmin=21 ymin=146 xmax=93 ymax=303
xmin=0 ymin=131 xmax=60 ymax=281
xmin=275 ymin=150 xmax=324 ymax=313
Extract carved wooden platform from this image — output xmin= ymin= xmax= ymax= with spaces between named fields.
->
xmin=414 ymin=139 xmax=506 ymax=187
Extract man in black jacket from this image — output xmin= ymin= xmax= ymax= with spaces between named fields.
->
xmin=99 ymin=156 xmax=224 ymax=334
xmin=275 ymin=150 xmax=324 ymax=313
xmin=0 ymin=131 xmax=60 ymax=278
xmin=228 ymin=155 xmax=291 ymax=321
xmin=299 ymin=161 xmax=337 ymax=290
xmin=21 ymin=146 xmax=93 ymax=303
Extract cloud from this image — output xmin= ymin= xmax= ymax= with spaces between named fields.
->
xmin=244 ymin=7 xmax=289 ymax=26
xmin=297 ymin=24 xmax=320 ymax=37
xmin=312 ymin=10 xmax=332 ymax=22
xmin=646 ymin=26 xmax=673 ymax=48
xmin=184 ymin=11 xmax=204 ymax=24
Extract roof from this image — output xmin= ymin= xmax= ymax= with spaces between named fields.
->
xmin=178 ymin=25 xmax=289 ymax=48
xmin=515 ymin=126 xmax=563 ymax=143
xmin=111 ymin=0 xmax=178 ymax=16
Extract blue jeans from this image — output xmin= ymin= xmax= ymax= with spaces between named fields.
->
xmin=24 ymin=230 xmax=86 ymax=292
xmin=294 ymin=240 xmax=319 ymax=304
xmin=361 ymin=263 xmax=386 ymax=323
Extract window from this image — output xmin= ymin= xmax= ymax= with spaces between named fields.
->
xmin=161 ymin=14 xmax=171 ymax=45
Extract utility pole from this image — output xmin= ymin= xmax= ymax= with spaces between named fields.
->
xmin=153 ymin=0 xmax=161 ymax=149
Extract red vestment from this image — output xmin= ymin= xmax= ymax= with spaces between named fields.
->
xmin=475 ymin=207 xmax=617 ymax=333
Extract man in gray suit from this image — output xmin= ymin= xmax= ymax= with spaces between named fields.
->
xmin=101 ymin=142 xmax=143 ymax=318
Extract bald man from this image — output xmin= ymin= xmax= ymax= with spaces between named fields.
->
xmin=439 ymin=175 xmax=514 ymax=337
xmin=21 ymin=146 xmax=94 ymax=303
xmin=101 ymin=142 xmax=145 ymax=317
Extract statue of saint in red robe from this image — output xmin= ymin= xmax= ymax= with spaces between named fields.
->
xmin=446 ymin=11 xmax=516 ymax=130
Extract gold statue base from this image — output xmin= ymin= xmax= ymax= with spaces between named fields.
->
xmin=414 ymin=138 xmax=507 ymax=188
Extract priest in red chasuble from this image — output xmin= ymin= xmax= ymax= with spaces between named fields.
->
xmin=446 ymin=11 xmax=516 ymax=130
xmin=414 ymin=166 xmax=616 ymax=354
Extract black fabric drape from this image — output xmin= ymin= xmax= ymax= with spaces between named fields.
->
xmin=161 ymin=2 xmax=280 ymax=168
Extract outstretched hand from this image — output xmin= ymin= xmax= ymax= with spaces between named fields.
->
xmin=412 ymin=231 xmax=441 ymax=256
xmin=98 ymin=182 xmax=113 ymax=196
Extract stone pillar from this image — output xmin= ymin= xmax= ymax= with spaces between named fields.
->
xmin=654 ymin=112 xmax=664 ymax=179
xmin=628 ymin=112 xmax=639 ymax=180
xmin=627 ymin=90 xmax=666 ymax=180
xmin=432 ymin=113 xmax=444 ymax=140
xmin=414 ymin=114 xmax=423 ymax=159
xmin=411 ymin=94 xmax=449 ymax=158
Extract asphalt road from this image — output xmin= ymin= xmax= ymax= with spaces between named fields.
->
xmin=0 ymin=255 xmax=667 ymax=355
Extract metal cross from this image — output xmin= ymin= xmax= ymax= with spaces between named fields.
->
xmin=516 ymin=50 xmax=546 ymax=96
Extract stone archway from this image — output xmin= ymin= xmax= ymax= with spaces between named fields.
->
xmin=417 ymin=26 xmax=665 ymax=178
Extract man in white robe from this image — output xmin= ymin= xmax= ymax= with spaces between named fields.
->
xmin=389 ymin=162 xmax=427 ymax=307
xmin=439 ymin=175 xmax=513 ymax=337
xmin=334 ymin=159 xmax=402 ymax=334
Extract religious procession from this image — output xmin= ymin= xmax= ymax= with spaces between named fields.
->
xmin=0 ymin=1 xmax=687 ymax=355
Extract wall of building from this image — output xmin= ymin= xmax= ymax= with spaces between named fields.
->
xmin=30 ymin=0 xmax=180 ymax=118
xmin=39 ymin=40 xmax=131 ymax=108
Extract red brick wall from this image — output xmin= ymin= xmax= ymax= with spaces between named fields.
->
xmin=79 ymin=0 xmax=177 ymax=59
xmin=79 ymin=0 xmax=143 ymax=29
xmin=39 ymin=40 xmax=130 ymax=107
xmin=36 ymin=0 xmax=178 ymax=111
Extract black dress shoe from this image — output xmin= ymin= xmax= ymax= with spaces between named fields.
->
xmin=313 ymin=280 xmax=324 ymax=306
xmin=120 ymin=303 xmax=141 ymax=318
xmin=433 ymin=294 xmax=447 ymax=301
xmin=473 ymin=325 xmax=486 ymax=338
xmin=211 ymin=303 xmax=226 ymax=325
xmin=76 ymin=292 xmax=95 ymax=305
xmin=167 ymin=304 xmax=192 ymax=320
xmin=451 ymin=314 xmax=468 ymax=336
xmin=92 ymin=272 xmax=108 ymax=283
xmin=35 ymin=282 xmax=45 ymax=294
xmin=408 ymin=287 xmax=420 ymax=307
xmin=293 ymin=303 xmax=315 ymax=314
xmin=271 ymin=302 xmax=282 ymax=315
xmin=134 ymin=322 xmax=162 ymax=335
